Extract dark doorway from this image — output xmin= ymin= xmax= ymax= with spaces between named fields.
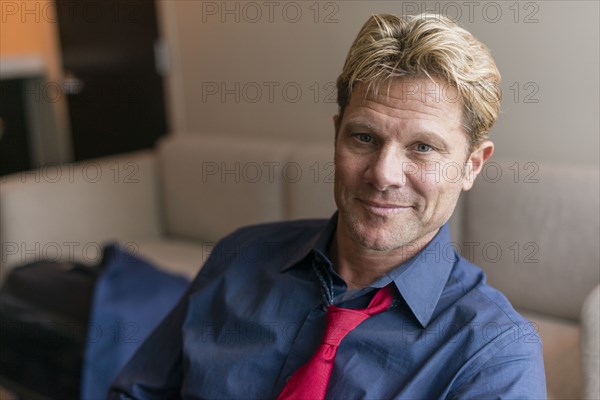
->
xmin=55 ymin=0 xmax=167 ymax=161
xmin=0 ymin=79 xmax=33 ymax=176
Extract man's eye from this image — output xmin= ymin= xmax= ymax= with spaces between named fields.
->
xmin=355 ymin=134 xmax=373 ymax=143
xmin=415 ymin=143 xmax=433 ymax=152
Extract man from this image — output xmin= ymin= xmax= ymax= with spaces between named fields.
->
xmin=110 ymin=14 xmax=546 ymax=399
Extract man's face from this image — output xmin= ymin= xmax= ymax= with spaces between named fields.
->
xmin=334 ymin=78 xmax=492 ymax=252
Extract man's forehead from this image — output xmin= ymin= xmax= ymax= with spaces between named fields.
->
xmin=344 ymin=80 xmax=464 ymax=129
xmin=352 ymin=78 xmax=462 ymax=108
xmin=341 ymin=79 xmax=468 ymax=149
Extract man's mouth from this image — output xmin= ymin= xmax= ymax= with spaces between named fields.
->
xmin=358 ymin=199 xmax=413 ymax=216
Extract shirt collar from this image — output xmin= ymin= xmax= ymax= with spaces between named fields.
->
xmin=386 ymin=224 xmax=455 ymax=328
xmin=280 ymin=213 xmax=338 ymax=272
xmin=281 ymin=214 xmax=455 ymax=328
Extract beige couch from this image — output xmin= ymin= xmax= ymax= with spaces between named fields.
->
xmin=1 ymin=134 xmax=598 ymax=399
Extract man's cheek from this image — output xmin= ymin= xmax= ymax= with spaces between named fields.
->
xmin=439 ymin=161 xmax=464 ymax=184
xmin=403 ymin=162 xmax=419 ymax=180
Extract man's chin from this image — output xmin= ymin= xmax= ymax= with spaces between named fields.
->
xmin=358 ymin=239 xmax=401 ymax=252
xmin=339 ymin=207 xmax=426 ymax=250
xmin=348 ymin=224 xmax=415 ymax=252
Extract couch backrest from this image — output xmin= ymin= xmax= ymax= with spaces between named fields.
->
xmin=158 ymin=135 xmax=337 ymax=243
xmin=159 ymin=136 xmax=600 ymax=321
xmin=463 ymin=159 xmax=600 ymax=321
xmin=0 ymin=151 xmax=163 ymax=274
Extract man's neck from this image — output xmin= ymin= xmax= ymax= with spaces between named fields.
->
xmin=330 ymin=228 xmax=438 ymax=290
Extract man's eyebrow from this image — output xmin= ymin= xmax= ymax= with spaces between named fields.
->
xmin=411 ymin=130 xmax=450 ymax=148
xmin=344 ymin=120 xmax=450 ymax=146
xmin=343 ymin=120 xmax=377 ymax=133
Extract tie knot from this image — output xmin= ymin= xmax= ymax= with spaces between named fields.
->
xmin=321 ymin=285 xmax=395 ymax=346
xmin=276 ymin=285 xmax=395 ymax=400
xmin=322 ymin=307 xmax=369 ymax=345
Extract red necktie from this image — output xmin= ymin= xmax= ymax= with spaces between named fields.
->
xmin=277 ymin=285 xmax=395 ymax=400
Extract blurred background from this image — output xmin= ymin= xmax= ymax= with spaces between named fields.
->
xmin=1 ymin=0 xmax=598 ymax=174
xmin=1 ymin=1 xmax=599 ymax=399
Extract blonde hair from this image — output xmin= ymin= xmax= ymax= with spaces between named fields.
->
xmin=336 ymin=14 xmax=501 ymax=150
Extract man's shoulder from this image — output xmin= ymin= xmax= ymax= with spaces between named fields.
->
xmin=213 ymin=219 xmax=329 ymax=254
xmin=449 ymin=255 xmax=539 ymax=346
xmin=200 ymin=218 xmax=328 ymax=272
xmin=442 ymin=257 xmax=546 ymax=397
xmin=224 ymin=218 xmax=329 ymax=244
xmin=437 ymin=255 xmax=544 ymax=391
xmin=190 ymin=218 xmax=329 ymax=289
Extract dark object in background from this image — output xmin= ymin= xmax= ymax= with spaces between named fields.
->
xmin=55 ymin=0 xmax=168 ymax=161
xmin=0 ymin=79 xmax=33 ymax=176
xmin=0 ymin=260 xmax=101 ymax=399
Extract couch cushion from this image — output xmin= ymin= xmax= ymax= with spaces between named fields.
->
xmin=158 ymin=135 xmax=291 ymax=243
xmin=134 ymin=238 xmax=208 ymax=280
xmin=463 ymin=160 xmax=600 ymax=320
xmin=0 ymin=151 xmax=162 ymax=275
xmin=522 ymin=311 xmax=582 ymax=399
xmin=581 ymin=285 xmax=600 ymax=399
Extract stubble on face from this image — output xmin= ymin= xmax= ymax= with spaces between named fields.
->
xmin=335 ymin=182 xmax=433 ymax=251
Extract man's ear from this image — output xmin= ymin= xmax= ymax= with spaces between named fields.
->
xmin=333 ymin=114 xmax=340 ymax=143
xmin=462 ymin=140 xmax=494 ymax=191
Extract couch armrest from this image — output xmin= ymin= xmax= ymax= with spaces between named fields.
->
xmin=581 ymin=284 xmax=600 ymax=399
xmin=0 ymin=150 xmax=163 ymax=278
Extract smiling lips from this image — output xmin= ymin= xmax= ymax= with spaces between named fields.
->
xmin=358 ymin=199 xmax=413 ymax=216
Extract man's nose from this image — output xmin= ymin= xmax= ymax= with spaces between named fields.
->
xmin=364 ymin=147 xmax=411 ymax=191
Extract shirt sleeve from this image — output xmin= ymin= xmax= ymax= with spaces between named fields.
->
xmin=107 ymin=291 xmax=189 ymax=400
xmin=447 ymin=335 xmax=547 ymax=399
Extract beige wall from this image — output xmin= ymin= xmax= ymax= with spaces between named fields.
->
xmin=3 ymin=1 xmax=597 ymax=166
xmin=157 ymin=0 xmax=599 ymax=166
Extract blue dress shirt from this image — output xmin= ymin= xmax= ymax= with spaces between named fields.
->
xmin=109 ymin=215 xmax=546 ymax=399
